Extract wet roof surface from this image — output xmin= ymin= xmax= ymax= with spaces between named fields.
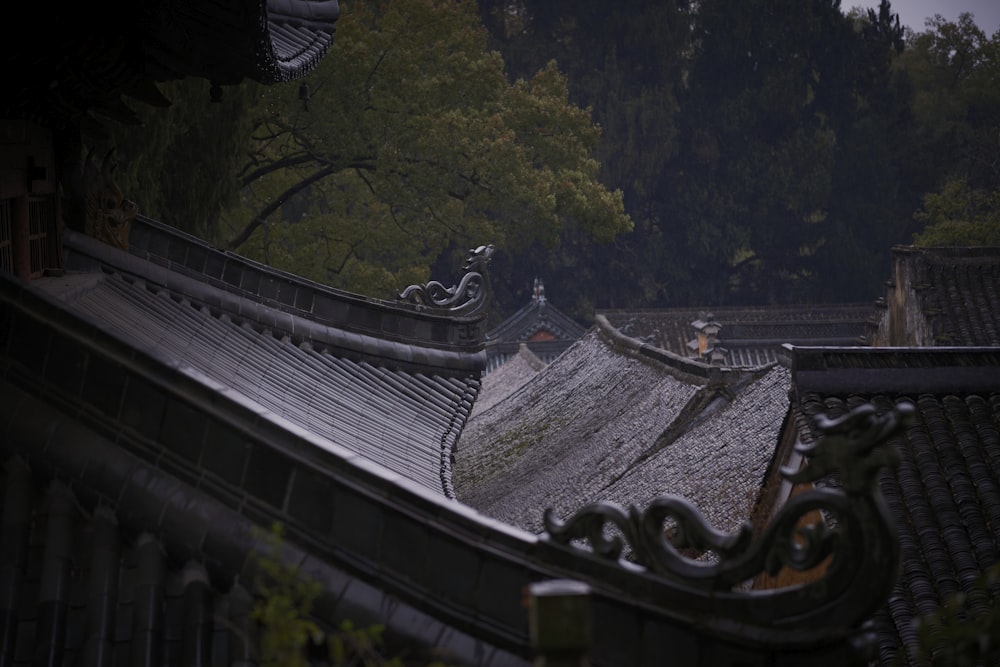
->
xmin=53 ymin=269 xmax=477 ymax=496
xmin=789 ymin=347 xmax=1000 ymax=666
xmin=455 ymin=329 xmax=788 ymax=534
xmin=891 ymin=246 xmax=1000 ymax=346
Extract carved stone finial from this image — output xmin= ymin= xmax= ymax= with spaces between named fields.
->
xmin=533 ymin=277 xmax=546 ymax=304
xmin=783 ymin=402 xmax=912 ymax=493
xmin=543 ymin=402 xmax=914 ymax=636
xmin=397 ymin=244 xmax=494 ymax=316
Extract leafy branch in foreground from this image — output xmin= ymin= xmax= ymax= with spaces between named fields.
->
xmin=252 ymin=523 xmax=453 ymax=667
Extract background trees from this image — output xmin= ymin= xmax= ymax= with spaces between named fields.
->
xmin=217 ymin=0 xmax=630 ymax=301
xmin=104 ymin=78 xmax=260 ymax=239
xmin=902 ymin=13 xmax=1000 ymax=247
xmin=107 ymin=0 xmax=999 ymax=324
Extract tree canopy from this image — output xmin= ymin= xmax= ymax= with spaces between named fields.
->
xmin=107 ymin=78 xmax=260 ymax=238
xmin=901 ymin=13 xmax=1000 ymax=248
xmin=105 ymin=0 xmax=999 ymax=323
xmin=218 ymin=0 xmax=631 ymax=299
xmin=479 ymin=0 xmax=925 ymax=313
xmin=913 ymin=179 xmax=1000 ymax=246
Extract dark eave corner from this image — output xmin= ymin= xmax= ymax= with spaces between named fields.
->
xmin=2 ymin=0 xmax=340 ymax=131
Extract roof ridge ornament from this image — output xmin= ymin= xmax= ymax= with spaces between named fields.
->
xmin=533 ymin=277 xmax=546 ymax=304
xmin=398 ymin=244 xmax=494 ymax=316
xmin=543 ymin=401 xmax=914 ymax=635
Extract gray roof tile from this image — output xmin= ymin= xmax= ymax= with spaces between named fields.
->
xmin=456 ymin=329 xmax=782 ymax=533
xmin=603 ymin=304 xmax=874 ymax=367
xmin=789 ymin=347 xmax=1000 ymax=666
xmin=601 ymin=365 xmax=790 ymax=534
xmin=472 ymin=344 xmax=548 ymax=417
xmin=878 ymin=246 xmax=1000 ymax=346
xmin=49 ymin=248 xmax=478 ymax=497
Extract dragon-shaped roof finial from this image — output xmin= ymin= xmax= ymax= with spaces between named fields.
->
xmin=397 ymin=244 xmax=494 ymax=317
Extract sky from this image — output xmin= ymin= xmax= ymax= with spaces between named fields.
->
xmin=848 ymin=0 xmax=1000 ymax=35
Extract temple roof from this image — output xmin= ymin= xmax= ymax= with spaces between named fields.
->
xmin=0 ymin=224 xmax=893 ymax=665
xmin=785 ymin=346 xmax=1000 ymax=667
xmin=602 ymin=303 xmax=875 ymax=368
xmin=876 ymin=245 xmax=1000 ymax=346
xmin=0 ymin=218 xmax=922 ymax=665
xmin=455 ymin=319 xmax=788 ymax=535
xmin=485 ymin=285 xmax=587 ymax=371
xmin=26 ymin=216 xmax=486 ymax=497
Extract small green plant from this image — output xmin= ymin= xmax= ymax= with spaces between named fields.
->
xmin=252 ymin=522 xmax=426 ymax=667
xmin=907 ymin=561 xmax=1000 ymax=667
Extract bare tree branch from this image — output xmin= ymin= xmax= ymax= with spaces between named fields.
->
xmin=240 ymin=153 xmax=319 ymax=187
xmin=228 ymin=160 xmax=378 ymax=250
xmin=227 ymin=165 xmax=338 ymax=250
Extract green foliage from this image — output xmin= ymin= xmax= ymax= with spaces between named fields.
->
xmin=252 ymin=523 xmax=451 ymax=667
xmin=95 ymin=1 xmax=1000 ymax=315
xmin=105 ymin=78 xmax=260 ymax=237
xmin=667 ymin=0 xmax=877 ymax=302
xmin=897 ymin=14 xmax=1000 ymax=193
xmin=907 ymin=561 xmax=1000 ymax=667
xmin=478 ymin=0 xmax=693 ymax=318
xmin=221 ymin=0 xmax=631 ymax=299
xmin=913 ymin=179 xmax=1000 ymax=246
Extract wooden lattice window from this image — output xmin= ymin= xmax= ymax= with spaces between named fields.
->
xmin=0 ymin=199 xmax=11 ymax=274
xmin=28 ymin=196 xmax=56 ymax=277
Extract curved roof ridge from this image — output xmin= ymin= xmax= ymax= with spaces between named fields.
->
xmin=596 ymin=313 xmax=777 ymax=381
xmin=65 ymin=218 xmax=487 ymax=372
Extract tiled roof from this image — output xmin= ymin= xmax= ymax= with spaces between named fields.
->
xmin=600 ymin=365 xmax=791 ymax=534
xmin=485 ymin=299 xmax=587 ymax=372
xmin=0 ymin=223 xmax=912 ymax=665
xmin=260 ymin=0 xmax=341 ymax=82
xmin=43 ymin=219 xmax=485 ymax=498
xmin=0 ymin=277 xmax=886 ymax=666
xmin=455 ymin=329 xmax=701 ymax=532
xmin=58 ymin=270 xmax=475 ymax=496
xmin=471 ymin=344 xmax=548 ymax=417
xmin=876 ymin=246 xmax=1000 ymax=346
xmin=455 ymin=320 xmax=787 ymax=535
xmin=602 ymin=303 xmax=875 ymax=367
xmin=488 ymin=299 xmax=587 ymax=343
xmin=786 ymin=346 xmax=1000 ymax=666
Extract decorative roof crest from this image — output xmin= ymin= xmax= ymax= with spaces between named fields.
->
xmin=543 ymin=402 xmax=914 ymax=633
xmin=398 ymin=244 xmax=494 ymax=316
xmin=533 ymin=277 xmax=546 ymax=304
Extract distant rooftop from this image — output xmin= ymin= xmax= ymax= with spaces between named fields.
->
xmin=874 ymin=245 xmax=1000 ymax=347
xmin=602 ymin=303 xmax=876 ymax=368
xmin=485 ymin=279 xmax=587 ymax=372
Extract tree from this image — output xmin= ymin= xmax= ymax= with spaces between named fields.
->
xmin=662 ymin=0 xmax=870 ymax=303
xmin=898 ymin=14 xmax=1000 ymax=193
xmin=478 ymin=0 xmax=693 ymax=318
xmin=912 ymin=179 xmax=1000 ymax=245
xmin=899 ymin=14 xmax=1000 ymax=249
xmin=107 ymin=78 xmax=260 ymax=238
xmin=813 ymin=0 xmax=921 ymax=302
xmin=219 ymin=0 xmax=631 ymax=300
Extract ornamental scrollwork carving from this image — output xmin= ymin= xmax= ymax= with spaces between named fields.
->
xmin=397 ymin=244 xmax=494 ymax=316
xmin=544 ymin=402 xmax=914 ymax=627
